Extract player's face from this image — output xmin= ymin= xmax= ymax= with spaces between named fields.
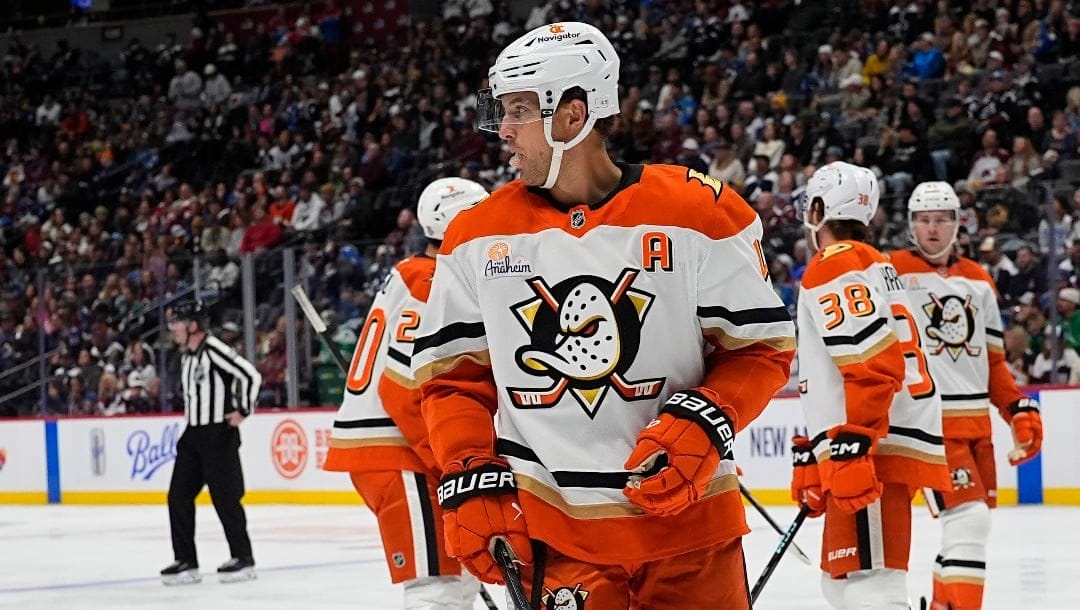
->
xmin=912 ymin=210 xmax=957 ymax=256
xmin=497 ymin=92 xmax=551 ymax=186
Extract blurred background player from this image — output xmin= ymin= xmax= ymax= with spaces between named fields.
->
xmin=793 ymin=162 xmax=951 ymax=608
xmin=889 ymin=181 xmax=1044 ymax=610
xmin=322 ymin=177 xmax=488 ymax=610
xmin=411 ymin=22 xmax=794 ymax=609
xmin=161 ymin=300 xmax=261 ymax=585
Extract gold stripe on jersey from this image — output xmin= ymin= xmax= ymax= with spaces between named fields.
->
xmin=875 ymin=444 xmax=949 ymax=464
xmin=413 ymin=350 xmax=491 ymax=386
xmin=831 ymin=333 xmax=898 ymax=367
xmin=943 ymin=408 xmax=989 ymax=417
xmin=703 ymin=327 xmax=797 ymax=352
xmin=383 ymin=367 xmax=420 ymax=390
xmin=514 ymin=472 xmax=740 ymax=520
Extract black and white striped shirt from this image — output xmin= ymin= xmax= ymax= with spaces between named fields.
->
xmin=179 ymin=335 xmax=261 ymax=427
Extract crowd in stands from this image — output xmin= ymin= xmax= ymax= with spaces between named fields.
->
xmin=2 ymin=0 xmax=1080 ymax=417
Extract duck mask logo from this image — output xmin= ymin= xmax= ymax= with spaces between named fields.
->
xmin=508 ymin=268 xmax=665 ymax=418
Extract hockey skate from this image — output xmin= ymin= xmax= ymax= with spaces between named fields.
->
xmin=217 ymin=557 xmax=256 ymax=583
xmin=160 ymin=560 xmax=201 ymax=586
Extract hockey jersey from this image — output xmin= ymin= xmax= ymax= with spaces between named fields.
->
xmin=411 ymin=164 xmax=796 ymax=565
xmin=798 ymin=241 xmax=950 ymax=490
xmin=323 ymin=255 xmax=438 ymax=475
xmin=889 ymin=250 xmax=1027 ymax=439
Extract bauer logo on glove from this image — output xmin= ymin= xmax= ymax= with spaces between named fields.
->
xmin=437 ymin=464 xmax=517 ymax=509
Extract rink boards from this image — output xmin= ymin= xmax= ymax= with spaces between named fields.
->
xmin=1 ymin=388 xmax=1077 ymax=505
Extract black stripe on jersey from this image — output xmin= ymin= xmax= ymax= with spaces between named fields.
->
xmin=887 ymin=425 xmax=944 ymax=446
xmin=387 ymin=347 xmax=410 ymax=368
xmin=333 ymin=417 xmax=398 ymax=429
xmin=939 ymin=558 xmax=987 ymax=569
xmin=985 ymin=328 xmax=1003 ymax=338
xmin=941 ymin=392 xmax=990 ymax=401
xmin=553 ymin=472 xmax=634 ymax=489
xmin=696 ymin=305 xmax=792 ymax=326
xmin=498 ymin=439 xmax=547 ymax=467
xmin=412 ymin=472 xmax=440 ymax=577
xmin=821 ymin=317 xmax=888 ymax=346
xmin=206 ymin=342 xmax=255 ymax=415
xmin=413 ymin=321 xmax=486 ymax=354
xmin=855 ymin=509 xmax=873 ymax=571
xmin=498 ymin=439 xmax=633 ymax=489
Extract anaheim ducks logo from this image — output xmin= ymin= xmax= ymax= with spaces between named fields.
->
xmin=923 ymin=293 xmax=981 ymax=361
xmin=952 ymin=467 xmax=975 ymax=490
xmin=542 ymin=583 xmax=589 ymax=609
xmin=509 ymin=268 xmax=665 ymax=418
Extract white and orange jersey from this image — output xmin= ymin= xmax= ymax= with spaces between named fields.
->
xmin=889 ymin=250 xmax=1027 ymax=439
xmin=798 ymin=240 xmax=950 ymax=491
xmin=411 ymin=164 xmax=795 ymax=565
xmin=323 ymin=255 xmax=438 ymax=475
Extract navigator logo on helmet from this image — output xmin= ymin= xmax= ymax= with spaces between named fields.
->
xmin=476 ymin=22 xmax=620 ymax=189
xmin=907 ymin=181 xmax=961 ymax=259
xmin=799 ymin=161 xmax=879 ymax=251
xmin=416 ymin=177 xmax=489 ymax=241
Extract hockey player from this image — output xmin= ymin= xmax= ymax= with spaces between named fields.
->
xmin=322 ymin=178 xmax=489 ymax=610
xmin=791 ymin=162 xmax=951 ymax=608
xmin=411 ymin=22 xmax=795 ymax=608
xmin=889 ymin=181 xmax=1043 ymax=610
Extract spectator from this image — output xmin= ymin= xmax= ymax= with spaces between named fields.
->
xmin=1009 ymin=244 xmax=1049 ymax=305
xmin=239 ymin=204 xmax=283 ymax=254
xmin=1059 ymin=287 xmax=1080 ymax=351
xmin=1038 ymin=196 xmax=1074 ymax=259
xmin=707 ymin=140 xmax=745 ymax=192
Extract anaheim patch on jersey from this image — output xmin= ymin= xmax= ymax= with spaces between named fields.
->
xmin=542 ymin=583 xmax=589 ymax=610
xmin=483 ymin=240 xmax=534 ymax=279
xmin=508 ymin=268 xmax=665 ymax=418
xmin=922 ymin=293 xmax=981 ymax=361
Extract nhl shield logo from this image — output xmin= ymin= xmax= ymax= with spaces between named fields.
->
xmin=569 ymin=208 xmax=586 ymax=229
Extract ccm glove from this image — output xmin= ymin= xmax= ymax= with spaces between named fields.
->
xmin=1007 ymin=397 xmax=1043 ymax=466
xmin=820 ymin=424 xmax=882 ymax=514
xmin=624 ymin=389 xmax=735 ymax=517
xmin=790 ymin=435 xmax=826 ymax=518
xmin=436 ymin=456 xmax=532 ymax=584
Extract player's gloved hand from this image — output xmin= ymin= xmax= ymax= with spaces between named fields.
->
xmin=819 ymin=424 xmax=882 ymax=513
xmin=624 ymin=389 xmax=734 ymax=517
xmin=790 ymin=435 xmax=826 ymax=518
xmin=436 ymin=456 xmax=532 ymax=584
xmin=1007 ymin=397 xmax=1042 ymax=466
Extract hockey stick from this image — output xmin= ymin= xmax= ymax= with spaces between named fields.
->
xmin=494 ymin=538 xmax=531 ymax=610
xmin=750 ymin=507 xmax=810 ymax=605
xmin=740 ymin=483 xmax=812 ymax=565
xmin=291 ymin=285 xmax=351 ymax=372
xmin=291 ymin=284 xmax=500 ymax=610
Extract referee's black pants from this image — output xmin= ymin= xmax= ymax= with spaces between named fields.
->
xmin=168 ymin=423 xmax=253 ymax=565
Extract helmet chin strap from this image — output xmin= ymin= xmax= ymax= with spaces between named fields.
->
xmin=804 ymin=217 xmax=825 ymax=253
xmin=541 ymin=115 xmax=597 ymax=190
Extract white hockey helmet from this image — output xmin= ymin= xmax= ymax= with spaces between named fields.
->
xmin=417 ymin=178 xmax=488 ymax=241
xmin=477 ymin=22 xmax=621 ymax=188
xmin=802 ymin=161 xmax=877 ymax=227
xmin=907 ymin=181 xmax=960 ymax=258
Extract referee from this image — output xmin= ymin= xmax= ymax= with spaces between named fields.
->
xmin=160 ymin=301 xmax=261 ymax=585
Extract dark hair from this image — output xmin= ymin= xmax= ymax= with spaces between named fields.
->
xmin=808 ymin=199 xmax=871 ymax=242
xmin=558 ymin=86 xmax=617 ymax=139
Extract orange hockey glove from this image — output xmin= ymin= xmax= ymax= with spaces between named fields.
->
xmin=790 ymin=435 xmax=826 ymax=518
xmin=624 ymin=389 xmax=733 ymax=517
xmin=1007 ymin=397 xmax=1043 ymax=466
xmin=820 ymin=424 xmax=882 ymax=514
xmin=436 ymin=456 xmax=532 ymax=584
